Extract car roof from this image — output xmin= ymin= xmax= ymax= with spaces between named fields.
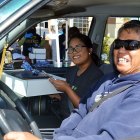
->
xmin=1 ymin=0 xmax=140 ymax=36
xmin=33 ymin=0 xmax=140 ymax=17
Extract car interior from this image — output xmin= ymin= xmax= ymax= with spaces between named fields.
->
xmin=1 ymin=0 xmax=140 ymax=139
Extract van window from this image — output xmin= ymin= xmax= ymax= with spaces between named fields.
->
xmin=101 ymin=17 xmax=140 ymax=64
xmin=72 ymin=17 xmax=93 ymax=35
xmin=37 ymin=17 xmax=93 ymax=38
xmin=9 ymin=17 xmax=93 ymax=67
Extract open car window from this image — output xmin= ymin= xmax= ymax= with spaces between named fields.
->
xmin=8 ymin=17 xmax=93 ymax=66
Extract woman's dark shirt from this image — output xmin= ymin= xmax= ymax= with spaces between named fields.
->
xmin=66 ymin=63 xmax=104 ymax=99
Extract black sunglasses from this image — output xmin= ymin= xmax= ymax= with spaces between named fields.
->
xmin=113 ymin=39 xmax=140 ymax=50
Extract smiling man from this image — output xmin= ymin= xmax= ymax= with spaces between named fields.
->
xmin=4 ymin=20 xmax=140 ymax=140
xmin=114 ymin=27 xmax=140 ymax=75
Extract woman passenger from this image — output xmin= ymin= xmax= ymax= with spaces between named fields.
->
xmin=49 ymin=33 xmax=103 ymax=108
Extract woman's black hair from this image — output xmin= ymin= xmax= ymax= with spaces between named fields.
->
xmin=68 ymin=27 xmax=80 ymax=38
xmin=68 ymin=33 xmax=101 ymax=66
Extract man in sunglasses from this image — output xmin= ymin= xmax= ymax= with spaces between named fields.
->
xmin=4 ymin=20 xmax=140 ymax=140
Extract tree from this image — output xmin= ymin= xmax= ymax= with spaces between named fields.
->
xmin=102 ymin=35 xmax=110 ymax=63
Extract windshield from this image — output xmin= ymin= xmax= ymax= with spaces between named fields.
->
xmin=0 ymin=0 xmax=10 ymax=7
xmin=0 ymin=0 xmax=31 ymax=24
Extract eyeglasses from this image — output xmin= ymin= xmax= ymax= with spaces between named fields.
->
xmin=113 ymin=39 xmax=140 ymax=50
xmin=66 ymin=45 xmax=86 ymax=54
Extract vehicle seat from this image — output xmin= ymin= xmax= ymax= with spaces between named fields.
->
xmin=99 ymin=43 xmax=116 ymax=74
xmin=99 ymin=63 xmax=114 ymax=74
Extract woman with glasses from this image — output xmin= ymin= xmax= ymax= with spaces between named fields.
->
xmin=49 ymin=33 xmax=103 ymax=109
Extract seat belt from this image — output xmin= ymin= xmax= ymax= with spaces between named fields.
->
xmin=88 ymin=84 xmax=133 ymax=112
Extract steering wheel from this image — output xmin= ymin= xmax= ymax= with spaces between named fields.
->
xmin=0 ymin=80 xmax=42 ymax=139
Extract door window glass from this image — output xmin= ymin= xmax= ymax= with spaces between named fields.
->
xmin=7 ymin=17 xmax=92 ymax=66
